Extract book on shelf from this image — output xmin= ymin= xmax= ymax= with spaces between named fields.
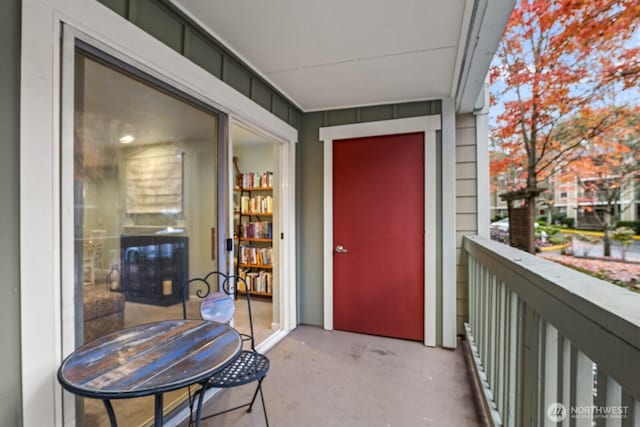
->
xmin=238 ymin=245 xmax=273 ymax=266
xmin=238 ymin=268 xmax=272 ymax=294
xmin=241 ymin=172 xmax=273 ymax=189
xmin=235 ymin=169 xmax=275 ymax=297
xmin=240 ymin=221 xmax=272 ymax=239
xmin=240 ymin=195 xmax=273 ymax=214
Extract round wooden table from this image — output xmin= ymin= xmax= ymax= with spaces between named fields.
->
xmin=58 ymin=319 xmax=242 ymax=426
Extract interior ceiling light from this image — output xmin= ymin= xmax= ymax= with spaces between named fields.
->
xmin=119 ymin=135 xmax=134 ymax=144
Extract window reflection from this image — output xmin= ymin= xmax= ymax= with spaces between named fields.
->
xmin=74 ymin=51 xmax=219 ymax=425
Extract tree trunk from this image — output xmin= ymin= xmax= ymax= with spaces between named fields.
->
xmin=526 ymin=164 xmax=537 ymax=254
xmin=603 ymin=211 xmax=612 ymax=257
xmin=603 ymin=227 xmax=611 ymax=257
xmin=526 ymin=195 xmax=536 ymax=254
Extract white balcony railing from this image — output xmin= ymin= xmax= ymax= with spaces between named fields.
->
xmin=463 ymin=235 xmax=640 ymax=427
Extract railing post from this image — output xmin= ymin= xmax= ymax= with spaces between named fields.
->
xmin=493 ymin=279 xmax=499 ymax=399
xmin=520 ymin=303 xmax=540 ymax=427
xmin=605 ymin=376 xmax=621 ymax=427
xmin=575 ymin=351 xmax=594 ymax=427
xmin=562 ymin=339 xmax=571 ymax=427
xmin=621 ymin=390 xmax=638 ymax=427
xmin=497 ymin=281 xmax=506 ymax=417
xmin=544 ymin=324 xmax=559 ymax=427
xmin=469 ymin=258 xmax=476 ymax=334
xmin=481 ymin=264 xmax=488 ymax=369
xmin=507 ymin=290 xmax=518 ymax=427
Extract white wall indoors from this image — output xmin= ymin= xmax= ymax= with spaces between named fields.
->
xmin=234 ymin=144 xmax=273 ymax=173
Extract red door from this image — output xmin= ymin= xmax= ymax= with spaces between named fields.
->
xmin=333 ymin=132 xmax=424 ymax=341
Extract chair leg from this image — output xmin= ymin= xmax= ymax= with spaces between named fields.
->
xmin=247 ymin=379 xmax=269 ymax=426
xmin=259 ymin=384 xmax=269 ymax=427
xmin=247 ymin=379 xmax=263 ymax=413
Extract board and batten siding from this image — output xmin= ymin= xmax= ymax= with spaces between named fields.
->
xmin=455 ymin=113 xmax=479 ymax=334
xmin=97 ymin=0 xmax=302 ymax=130
xmin=0 ymin=0 xmax=22 ymax=425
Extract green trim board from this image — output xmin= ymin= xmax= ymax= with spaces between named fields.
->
xmin=296 ymin=111 xmax=325 ymax=325
xmin=99 ymin=0 xmax=127 ymax=16
xmin=185 ymin=28 xmax=223 ymax=79
xmin=319 ymin=101 xmax=442 ymax=128
xmin=97 ymin=0 xmax=303 ymax=129
xmin=135 ymin=0 xmax=184 ymax=52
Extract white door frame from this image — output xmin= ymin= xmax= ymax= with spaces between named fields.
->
xmin=21 ymin=2 xmax=297 ymax=425
xmin=320 ymin=116 xmax=442 ymax=347
xmin=228 ymin=116 xmax=298 ymax=334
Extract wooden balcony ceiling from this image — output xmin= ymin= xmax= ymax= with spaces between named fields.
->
xmin=172 ymin=0 xmax=515 ymax=113
xmin=192 ymin=326 xmax=482 ymax=426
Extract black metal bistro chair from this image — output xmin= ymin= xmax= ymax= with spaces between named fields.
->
xmin=181 ymin=271 xmax=270 ymax=427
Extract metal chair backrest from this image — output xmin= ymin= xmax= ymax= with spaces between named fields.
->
xmin=181 ymin=271 xmax=256 ymax=350
xmin=200 ymin=292 xmax=235 ymax=324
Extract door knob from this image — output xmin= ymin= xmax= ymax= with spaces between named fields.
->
xmin=335 ymin=245 xmax=348 ymax=253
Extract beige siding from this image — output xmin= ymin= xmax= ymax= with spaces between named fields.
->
xmin=457 ymin=197 xmax=477 ymax=214
xmin=456 ymin=179 xmax=477 ymax=197
xmin=457 ymin=213 xmax=477 ymax=230
xmin=455 ymin=145 xmax=476 ymax=163
xmin=456 ymin=126 xmax=476 ymax=146
xmin=455 ymin=113 xmax=478 ymax=334
xmin=456 ymin=162 xmax=477 ymax=179
xmin=456 ymin=241 xmax=469 ymax=265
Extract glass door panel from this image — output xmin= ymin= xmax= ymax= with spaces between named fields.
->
xmin=73 ymin=50 xmax=221 ymax=425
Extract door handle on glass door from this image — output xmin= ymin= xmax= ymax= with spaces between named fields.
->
xmin=335 ymin=245 xmax=348 ymax=253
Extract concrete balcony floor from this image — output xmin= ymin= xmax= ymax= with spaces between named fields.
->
xmin=191 ymin=326 xmax=482 ymax=427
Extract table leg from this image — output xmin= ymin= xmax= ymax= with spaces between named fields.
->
xmin=195 ymin=388 xmax=205 ymax=427
xmin=154 ymin=394 xmax=164 ymax=427
xmin=102 ymin=400 xmax=117 ymax=427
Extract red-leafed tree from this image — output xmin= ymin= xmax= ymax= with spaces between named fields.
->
xmin=490 ymin=0 xmax=640 ymax=252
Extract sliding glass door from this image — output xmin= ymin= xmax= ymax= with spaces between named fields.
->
xmin=69 ymin=45 xmax=225 ymax=425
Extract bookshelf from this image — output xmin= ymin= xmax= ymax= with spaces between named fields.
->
xmin=233 ymin=165 xmax=274 ymax=298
